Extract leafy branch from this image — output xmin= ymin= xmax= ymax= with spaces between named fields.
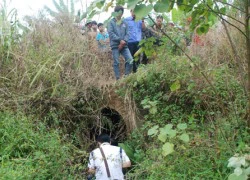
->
xmin=214 ymin=0 xmax=246 ymax=13
xmin=147 ymin=14 xmax=218 ymax=95
xmin=204 ymin=0 xmax=247 ymax=39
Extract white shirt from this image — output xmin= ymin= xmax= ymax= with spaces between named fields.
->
xmin=88 ymin=143 xmax=130 ymax=180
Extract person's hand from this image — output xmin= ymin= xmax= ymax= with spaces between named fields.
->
xmin=118 ymin=40 xmax=126 ymax=50
xmin=105 ymin=39 xmax=110 ymax=45
xmin=118 ymin=44 xmax=124 ymax=51
xmin=120 ymin=40 xmax=126 ymax=45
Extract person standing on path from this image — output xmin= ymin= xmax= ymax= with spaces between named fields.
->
xmin=152 ymin=15 xmax=167 ymax=37
xmin=107 ymin=6 xmax=133 ymax=80
xmin=124 ymin=10 xmax=145 ymax=72
xmin=88 ymin=134 xmax=131 ymax=180
xmin=96 ymin=23 xmax=110 ymax=52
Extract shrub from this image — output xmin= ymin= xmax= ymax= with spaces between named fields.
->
xmin=0 ymin=112 xmax=87 ymax=179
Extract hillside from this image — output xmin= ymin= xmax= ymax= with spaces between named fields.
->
xmin=0 ymin=0 xmax=250 ymax=179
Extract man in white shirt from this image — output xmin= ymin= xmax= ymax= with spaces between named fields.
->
xmin=88 ymin=134 xmax=131 ymax=180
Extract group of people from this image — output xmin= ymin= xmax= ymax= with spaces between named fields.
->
xmin=83 ymin=5 xmax=178 ymax=80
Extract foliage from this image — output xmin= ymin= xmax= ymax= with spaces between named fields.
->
xmin=43 ymin=0 xmax=86 ymax=23
xmin=0 ymin=13 xmax=117 ymax=177
xmin=0 ymin=112 xmax=88 ymax=179
xmin=227 ymin=148 xmax=250 ymax=180
xmin=115 ymin=50 xmax=249 ymax=178
xmin=88 ymin=0 xmax=222 ymax=33
xmin=0 ymin=0 xmax=249 ymax=179
xmin=147 ymin=123 xmax=190 ymax=156
xmin=0 ymin=0 xmax=20 ymax=63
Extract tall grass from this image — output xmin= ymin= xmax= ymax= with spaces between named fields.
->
xmin=0 ymin=112 xmax=88 ymax=179
xmin=0 ymin=13 xmax=127 ymax=160
xmin=0 ymin=1 xmax=248 ymax=178
xmin=0 ymin=0 xmax=19 ymax=64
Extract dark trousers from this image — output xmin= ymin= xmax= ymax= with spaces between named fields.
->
xmin=128 ymin=41 xmax=140 ymax=73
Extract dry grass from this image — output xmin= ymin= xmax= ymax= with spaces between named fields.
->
xmin=189 ymin=20 xmax=246 ymax=66
xmin=187 ymin=19 xmax=247 ymax=94
xmin=1 ymin=14 xmax=247 ymax=145
xmin=0 ymin=16 xmax=139 ymax=147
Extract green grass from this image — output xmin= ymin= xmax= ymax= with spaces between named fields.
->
xmin=0 ymin=112 xmax=79 ymax=179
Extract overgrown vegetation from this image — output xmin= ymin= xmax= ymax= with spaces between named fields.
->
xmin=0 ymin=1 xmax=122 ymax=178
xmin=0 ymin=0 xmax=250 ymax=179
xmin=0 ymin=112 xmax=88 ymax=179
xmin=117 ymin=54 xmax=249 ymax=179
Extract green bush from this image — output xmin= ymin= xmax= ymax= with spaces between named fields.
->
xmin=117 ymin=55 xmax=249 ymax=179
xmin=0 ymin=112 xmax=86 ymax=179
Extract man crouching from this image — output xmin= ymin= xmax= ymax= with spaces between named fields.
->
xmin=88 ymin=134 xmax=131 ymax=180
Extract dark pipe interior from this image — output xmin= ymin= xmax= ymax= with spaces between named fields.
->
xmin=100 ymin=107 xmax=126 ymax=143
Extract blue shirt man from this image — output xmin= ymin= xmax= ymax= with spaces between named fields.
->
xmin=125 ymin=16 xmax=142 ymax=43
xmin=124 ymin=10 xmax=145 ymax=72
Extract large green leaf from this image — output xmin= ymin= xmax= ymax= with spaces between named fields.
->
xmin=177 ymin=0 xmax=183 ymax=6
xmin=170 ymin=80 xmax=181 ymax=92
xmin=167 ymin=129 xmax=177 ymax=138
xmin=116 ymin=0 xmax=126 ymax=5
xmin=96 ymin=0 xmax=105 ymax=9
xmin=134 ymin=4 xmax=153 ymax=21
xmin=172 ymin=8 xmax=184 ymax=23
xmin=160 ymin=124 xmax=173 ymax=136
xmin=219 ymin=7 xmax=226 ymax=14
xmin=196 ymin=24 xmax=209 ymax=35
xmin=190 ymin=0 xmax=199 ymax=5
xmin=162 ymin=142 xmax=174 ymax=156
xmin=228 ymin=173 xmax=248 ymax=180
xmin=177 ymin=123 xmax=187 ymax=130
xmin=158 ymin=132 xmax=167 ymax=142
xmin=177 ymin=0 xmax=188 ymax=11
xmin=168 ymin=0 xmax=175 ymax=12
xmin=154 ymin=0 xmax=169 ymax=13
xmin=179 ymin=133 xmax=190 ymax=143
xmin=149 ymin=0 xmax=158 ymax=3
xmin=88 ymin=10 xmax=100 ymax=19
xmin=163 ymin=124 xmax=173 ymax=131
xmin=118 ymin=143 xmax=135 ymax=160
xmin=127 ymin=0 xmax=142 ymax=9
xmin=148 ymin=125 xmax=159 ymax=136
xmin=149 ymin=106 xmax=157 ymax=114
xmin=80 ymin=12 xmax=87 ymax=19
xmin=245 ymin=167 xmax=250 ymax=175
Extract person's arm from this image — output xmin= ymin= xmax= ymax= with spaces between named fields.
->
xmin=88 ymin=168 xmax=96 ymax=174
xmin=104 ymin=33 xmax=110 ymax=43
xmin=118 ymin=22 xmax=129 ymax=50
xmin=88 ymin=152 xmax=96 ymax=174
xmin=122 ymin=161 xmax=131 ymax=168
xmin=97 ymin=34 xmax=106 ymax=45
xmin=107 ymin=20 xmax=121 ymax=42
xmin=121 ymin=149 xmax=131 ymax=168
xmin=123 ymin=22 xmax=129 ymax=44
xmin=96 ymin=33 xmax=100 ymax=41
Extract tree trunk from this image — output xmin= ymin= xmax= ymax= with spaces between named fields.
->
xmin=246 ymin=0 xmax=250 ymax=127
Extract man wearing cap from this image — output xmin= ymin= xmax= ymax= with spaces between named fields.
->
xmin=88 ymin=134 xmax=131 ymax=180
